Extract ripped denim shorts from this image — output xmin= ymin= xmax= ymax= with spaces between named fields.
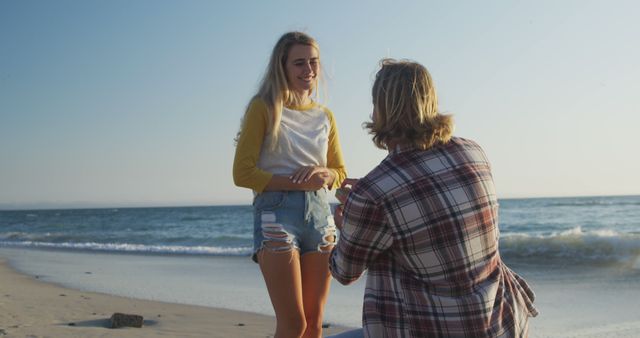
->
xmin=252 ymin=188 xmax=336 ymax=263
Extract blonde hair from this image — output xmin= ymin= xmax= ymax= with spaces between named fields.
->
xmin=364 ymin=59 xmax=454 ymax=150
xmin=236 ymin=32 xmax=322 ymax=148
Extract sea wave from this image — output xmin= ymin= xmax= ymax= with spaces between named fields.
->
xmin=0 ymin=241 xmax=253 ymax=256
xmin=3 ymin=226 xmax=639 ymax=269
xmin=179 ymin=216 xmax=212 ymax=222
xmin=500 ymin=226 xmax=640 ymax=268
xmin=545 ymin=200 xmax=640 ymax=207
xmin=0 ymin=231 xmax=253 ymax=243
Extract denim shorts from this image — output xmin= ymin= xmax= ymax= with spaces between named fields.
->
xmin=252 ymin=188 xmax=336 ymax=263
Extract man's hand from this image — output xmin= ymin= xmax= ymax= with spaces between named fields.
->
xmin=333 ymin=178 xmax=359 ymax=230
xmin=335 ymin=178 xmax=358 ymax=204
xmin=334 ymin=204 xmax=345 ymax=230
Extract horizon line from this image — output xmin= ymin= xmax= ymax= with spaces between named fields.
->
xmin=1 ymin=193 xmax=639 ymax=211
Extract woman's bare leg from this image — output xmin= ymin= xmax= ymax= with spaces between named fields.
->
xmin=258 ymin=246 xmax=307 ymax=338
xmin=300 ymin=249 xmax=333 ymax=338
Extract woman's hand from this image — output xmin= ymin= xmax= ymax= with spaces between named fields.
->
xmin=290 ymin=166 xmax=334 ymax=190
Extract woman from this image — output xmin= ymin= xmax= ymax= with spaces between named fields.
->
xmin=329 ymin=59 xmax=537 ymax=337
xmin=233 ymin=31 xmax=346 ymax=338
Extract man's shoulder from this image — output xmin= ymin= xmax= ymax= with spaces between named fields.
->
xmin=355 ymin=157 xmax=408 ymax=200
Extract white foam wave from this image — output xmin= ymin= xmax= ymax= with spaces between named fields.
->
xmin=500 ymin=226 xmax=640 ymax=267
xmin=545 ymin=198 xmax=640 ymax=207
xmin=0 ymin=241 xmax=253 ymax=256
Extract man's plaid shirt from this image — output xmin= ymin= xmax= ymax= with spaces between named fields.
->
xmin=330 ymin=137 xmax=537 ymax=337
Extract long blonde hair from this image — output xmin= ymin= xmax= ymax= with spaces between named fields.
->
xmin=236 ymin=32 xmax=322 ymax=148
xmin=364 ymin=59 xmax=454 ymax=150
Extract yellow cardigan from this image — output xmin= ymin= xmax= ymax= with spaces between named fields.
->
xmin=233 ymin=98 xmax=347 ymax=193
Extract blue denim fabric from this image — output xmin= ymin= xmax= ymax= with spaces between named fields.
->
xmin=252 ymin=188 xmax=336 ymax=263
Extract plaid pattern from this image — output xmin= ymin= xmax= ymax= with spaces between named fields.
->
xmin=330 ymin=137 xmax=537 ymax=337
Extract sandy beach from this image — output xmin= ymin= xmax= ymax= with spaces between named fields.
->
xmin=1 ymin=246 xmax=640 ymax=337
xmin=0 ymin=257 xmax=349 ymax=338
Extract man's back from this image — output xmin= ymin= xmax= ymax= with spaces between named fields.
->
xmin=331 ymin=137 xmax=537 ymax=337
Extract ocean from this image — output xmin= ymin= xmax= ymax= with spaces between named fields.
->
xmin=1 ymin=195 xmax=639 ymax=270
xmin=1 ymin=195 xmax=640 ymax=335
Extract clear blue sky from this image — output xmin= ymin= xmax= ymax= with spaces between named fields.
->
xmin=1 ymin=0 xmax=639 ymax=209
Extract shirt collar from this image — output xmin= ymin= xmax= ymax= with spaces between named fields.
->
xmin=286 ymin=101 xmax=316 ymax=111
xmin=389 ymin=143 xmax=419 ymax=155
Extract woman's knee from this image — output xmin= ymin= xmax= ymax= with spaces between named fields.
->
xmin=303 ymin=316 xmax=323 ymax=335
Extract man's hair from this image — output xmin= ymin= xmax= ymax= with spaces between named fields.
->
xmin=365 ymin=59 xmax=454 ymax=150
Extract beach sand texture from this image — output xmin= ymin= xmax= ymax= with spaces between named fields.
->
xmin=0 ymin=258 xmax=348 ymax=337
xmin=1 ymin=241 xmax=640 ymax=338
xmin=3 ymin=254 xmax=640 ymax=338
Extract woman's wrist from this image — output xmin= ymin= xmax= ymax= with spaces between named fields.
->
xmin=265 ymin=168 xmax=335 ymax=192
xmin=264 ymin=175 xmax=303 ymax=191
